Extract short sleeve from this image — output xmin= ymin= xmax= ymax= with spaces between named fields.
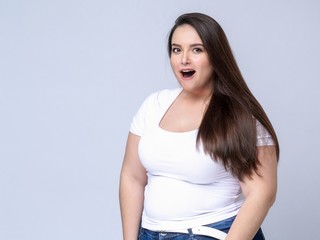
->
xmin=129 ymin=88 xmax=184 ymax=136
xmin=129 ymin=92 xmax=160 ymax=136
xmin=130 ymin=97 xmax=149 ymax=136
xmin=256 ymin=120 xmax=275 ymax=146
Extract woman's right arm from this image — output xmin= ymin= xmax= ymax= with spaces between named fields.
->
xmin=119 ymin=132 xmax=147 ymax=240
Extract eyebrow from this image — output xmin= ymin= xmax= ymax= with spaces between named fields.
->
xmin=171 ymin=43 xmax=204 ymax=48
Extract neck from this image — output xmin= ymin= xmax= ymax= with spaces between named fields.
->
xmin=181 ymin=88 xmax=212 ymax=104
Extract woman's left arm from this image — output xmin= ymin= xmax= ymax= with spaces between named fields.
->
xmin=225 ymin=145 xmax=278 ymax=240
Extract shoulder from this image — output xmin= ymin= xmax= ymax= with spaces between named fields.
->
xmin=143 ymin=88 xmax=182 ymax=108
xmin=129 ymin=88 xmax=182 ymax=136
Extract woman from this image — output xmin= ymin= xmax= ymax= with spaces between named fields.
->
xmin=120 ymin=12 xmax=279 ymax=240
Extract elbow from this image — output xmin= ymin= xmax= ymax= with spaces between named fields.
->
xmin=245 ymin=188 xmax=277 ymax=210
xmin=262 ymin=188 xmax=277 ymax=209
xmin=268 ymin=190 xmax=277 ymax=207
xmin=266 ymin=181 xmax=278 ymax=207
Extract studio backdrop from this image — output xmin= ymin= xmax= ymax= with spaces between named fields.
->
xmin=0 ymin=0 xmax=319 ymax=239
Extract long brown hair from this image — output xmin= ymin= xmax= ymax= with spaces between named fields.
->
xmin=168 ymin=13 xmax=279 ymax=180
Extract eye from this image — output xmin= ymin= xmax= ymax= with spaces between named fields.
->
xmin=193 ymin=47 xmax=203 ymax=53
xmin=172 ymin=47 xmax=181 ymax=54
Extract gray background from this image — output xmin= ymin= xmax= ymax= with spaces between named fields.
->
xmin=0 ymin=0 xmax=319 ymax=239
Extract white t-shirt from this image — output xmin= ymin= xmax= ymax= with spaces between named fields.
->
xmin=130 ymin=88 xmax=274 ymax=231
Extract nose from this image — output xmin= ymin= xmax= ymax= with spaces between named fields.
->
xmin=181 ymin=51 xmax=190 ymax=65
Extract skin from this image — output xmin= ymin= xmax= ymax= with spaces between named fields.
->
xmin=119 ymin=24 xmax=278 ymax=240
xmin=119 ymin=132 xmax=146 ymax=240
xmin=226 ymin=146 xmax=278 ymax=240
xmin=170 ymin=24 xmax=214 ymax=99
xmin=161 ymin=24 xmax=215 ymax=132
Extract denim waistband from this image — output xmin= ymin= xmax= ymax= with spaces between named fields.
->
xmin=139 ymin=215 xmax=236 ymax=240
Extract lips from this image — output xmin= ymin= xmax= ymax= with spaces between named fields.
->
xmin=180 ymin=69 xmax=196 ymax=78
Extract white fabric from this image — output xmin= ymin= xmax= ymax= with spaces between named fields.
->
xmin=130 ymin=88 xmax=274 ymax=231
xmin=167 ymin=226 xmax=227 ymax=240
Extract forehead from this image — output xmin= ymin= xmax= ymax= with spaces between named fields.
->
xmin=171 ymin=24 xmax=202 ymax=44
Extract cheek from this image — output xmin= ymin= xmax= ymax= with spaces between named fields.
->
xmin=169 ymin=58 xmax=174 ymax=67
xmin=202 ymin=61 xmax=214 ymax=74
xmin=170 ymin=58 xmax=179 ymax=71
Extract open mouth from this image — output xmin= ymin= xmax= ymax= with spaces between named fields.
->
xmin=181 ymin=70 xmax=196 ymax=78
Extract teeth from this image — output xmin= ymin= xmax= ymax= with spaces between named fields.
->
xmin=181 ymin=70 xmax=195 ymax=78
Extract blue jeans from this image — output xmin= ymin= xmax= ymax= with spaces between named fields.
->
xmin=138 ymin=216 xmax=265 ymax=240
